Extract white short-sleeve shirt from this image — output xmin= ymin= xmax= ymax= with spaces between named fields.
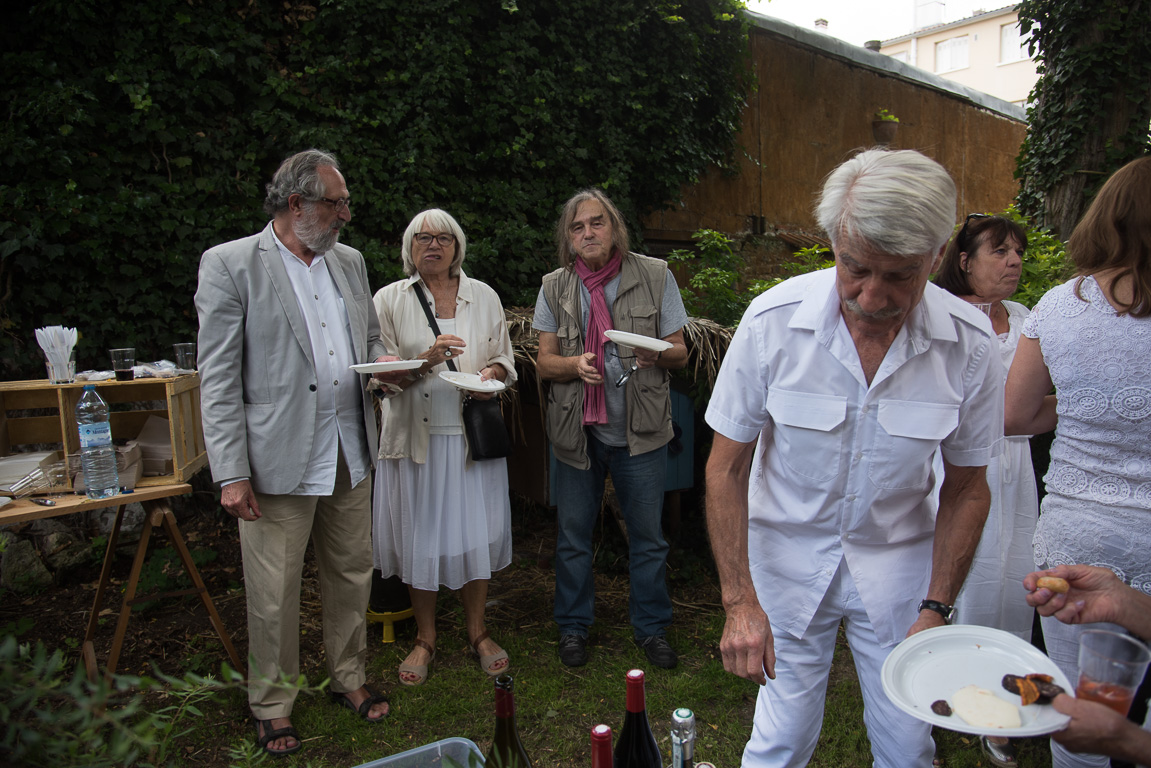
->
xmin=705 ymin=268 xmax=1004 ymax=646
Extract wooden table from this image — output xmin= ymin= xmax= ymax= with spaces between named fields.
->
xmin=0 ymin=484 xmax=244 ymax=682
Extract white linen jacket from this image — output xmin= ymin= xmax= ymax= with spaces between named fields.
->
xmin=372 ymin=270 xmax=516 ymax=464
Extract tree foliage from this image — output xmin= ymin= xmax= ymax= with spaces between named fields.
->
xmin=1014 ymin=0 xmax=1151 ymax=238
xmin=0 ymin=0 xmax=750 ymax=378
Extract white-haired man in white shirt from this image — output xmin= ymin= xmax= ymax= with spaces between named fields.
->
xmin=705 ymin=148 xmax=1004 ymax=767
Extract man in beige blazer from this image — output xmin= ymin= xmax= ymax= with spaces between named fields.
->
xmin=195 ymin=149 xmax=393 ymax=756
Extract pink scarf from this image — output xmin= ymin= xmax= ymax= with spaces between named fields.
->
xmin=574 ymin=250 xmax=622 ymax=424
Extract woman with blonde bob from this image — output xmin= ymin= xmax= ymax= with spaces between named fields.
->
xmin=1006 ymin=156 xmax=1151 ymax=768
xmin=371 ymin=209 xmax=517 ymax=686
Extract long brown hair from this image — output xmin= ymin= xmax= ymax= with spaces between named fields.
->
xmin=1067 ymin=156 xmax=1151 ymax=317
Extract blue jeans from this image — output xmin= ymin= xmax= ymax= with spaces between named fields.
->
xmin=553 ymin=434 xmax=672 ymax=639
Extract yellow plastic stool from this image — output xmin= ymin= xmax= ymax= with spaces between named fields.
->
xmin=365 ymin=607 xmax=414 ymax=643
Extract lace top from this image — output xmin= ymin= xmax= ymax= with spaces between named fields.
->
xmin=1023 ymin=276 xmax=1151 ymax=594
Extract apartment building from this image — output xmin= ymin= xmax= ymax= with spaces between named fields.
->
xmin=881 ymin=5 xmax=1038 ymax=107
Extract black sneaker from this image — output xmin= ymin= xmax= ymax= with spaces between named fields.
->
xmin=636 ymin=635 xmax=678 ymax=669
xmin=558 ymin=633 xmax=589 ymax=667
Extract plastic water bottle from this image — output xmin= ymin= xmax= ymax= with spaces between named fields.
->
xmin=76 ymin=384 xmax=119 ymax=499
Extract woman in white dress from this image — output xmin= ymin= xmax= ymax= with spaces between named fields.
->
xmin=934 ymin=214 xmax=1039 ymax=768
xmin=1006 ymin=157 xmax=1151 ymax=768
xmin=371 ymin=209 xmax=516 ymax=686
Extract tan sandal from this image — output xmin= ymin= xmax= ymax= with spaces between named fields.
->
xmin=398 ymin=639 xmax=435 ymax=686
xmin=470 ymin=630 xmax=510 ymax=677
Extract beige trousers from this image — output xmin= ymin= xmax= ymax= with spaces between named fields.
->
xmin=240 ymin=453 xmax=373 ymax=718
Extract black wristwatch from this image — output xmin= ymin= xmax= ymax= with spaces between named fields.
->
xmin=918 ymin=599 xmax=956 ymax=625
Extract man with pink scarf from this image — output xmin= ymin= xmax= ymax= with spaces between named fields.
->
xmin=533 ymin=188 xmax=689 ymax=669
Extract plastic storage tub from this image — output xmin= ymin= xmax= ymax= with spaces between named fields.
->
xmin=352 ymin=737 xmax=484 ymax=767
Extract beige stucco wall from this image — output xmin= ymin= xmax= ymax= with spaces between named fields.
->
xmin=643 ymin=14 xmax=1029 ymax=260
xmin=882 ymin=10 xmax=1038 ymax=106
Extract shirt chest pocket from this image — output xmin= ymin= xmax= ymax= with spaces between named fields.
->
xmin=766 ymin=389 xmax=847 ymax=483
xmin=869 ymin=401 xmax=959 ymax=490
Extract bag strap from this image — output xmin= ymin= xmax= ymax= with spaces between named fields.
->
xmin=413 ymin=284 xmax=457 ymax=373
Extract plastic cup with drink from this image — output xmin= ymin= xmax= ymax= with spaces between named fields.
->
xmin=1076 ymin=629 xmax=1151 ymax=715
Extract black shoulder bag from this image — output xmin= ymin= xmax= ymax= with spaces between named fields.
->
xmin=413 ymin=286 xmax=511 ymax=461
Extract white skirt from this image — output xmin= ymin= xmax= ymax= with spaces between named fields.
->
xmin=372 ymin=434 xmax=512 ymax=591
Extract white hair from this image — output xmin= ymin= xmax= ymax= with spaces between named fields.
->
xmin=816 ymin=148 xmax=956 ymax=257
xmin=400 ymin=209 xmax=467 ymax=277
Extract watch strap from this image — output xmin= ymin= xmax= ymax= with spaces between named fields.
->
xmin=918 ymin=599 xmax=955 ymax=624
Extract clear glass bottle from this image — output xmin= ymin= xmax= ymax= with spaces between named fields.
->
xmin=613 ymin=669 xmax=662 ymax=768
xmin=486 ymin=674 xmax=533 ymax=768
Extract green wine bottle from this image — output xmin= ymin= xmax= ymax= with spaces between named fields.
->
xmin=486 ymin=674 xmax=533 ymax=768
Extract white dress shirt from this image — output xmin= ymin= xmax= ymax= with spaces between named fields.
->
xmin=272 ymin=230 xmax=372 ymax=493
xmin=706 ymin=268 xmax=1003 ymax=646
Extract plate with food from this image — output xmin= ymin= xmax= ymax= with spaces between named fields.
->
xmin=603 ymin=330 xmax=673 ymax=353
xmin=881 ymin=624 xmax=1073 ymax=737
xmin=350 ymin=360 xmax=425 ymax=374
xmin=438 ymin=371 xmax=506 ymax=393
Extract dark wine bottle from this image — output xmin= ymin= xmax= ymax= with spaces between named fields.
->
xmin=613 ymin=669 xmax=662 ymax=768
xmin=486 ymin=674 xmax=533 ymax=768
xmin=590 ymin=724 xmax=613 ymax=768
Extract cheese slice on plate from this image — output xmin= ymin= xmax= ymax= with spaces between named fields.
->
xmin=951 ymin=685 xmax=1022 ymax=729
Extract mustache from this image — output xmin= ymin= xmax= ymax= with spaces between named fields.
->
xmin=844 ymin=298 xmax=902 ymax=319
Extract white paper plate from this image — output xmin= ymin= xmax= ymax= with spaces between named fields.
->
xmin=350 ymin=360 xmax=424 ymax=374
xmin=438 ymin=371 xmax=506 ymax=393
xmin=603 ymin=330 xmax=673 ymax=353
xmin=881 ymin=625 xmax=1072 ymax=737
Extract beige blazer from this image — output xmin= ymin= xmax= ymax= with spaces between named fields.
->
xmin=195 ymin=222 xmax=387 ymax=494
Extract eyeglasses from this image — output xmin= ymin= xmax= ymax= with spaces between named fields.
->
xmin=316 ymin=196 xmax=351 ymax=213
xmin=956 ymin=213 xmax=990 ymax=251
xmin=414 ymin=233 xmax=456 ymax=247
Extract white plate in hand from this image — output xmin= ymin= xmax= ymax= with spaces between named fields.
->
xmin=603 ymin=330 xmax=673 ymax=353
xmin=350 ymin=360 xmax=424 ymax=374
xmin=881 ymin=624 xmax=1072 ymax=737
xmin=438 ymin=371 xmax=506 ymax=393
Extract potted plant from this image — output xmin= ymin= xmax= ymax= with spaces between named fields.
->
xmin=872 ymin=109 xmax=899 ymax=145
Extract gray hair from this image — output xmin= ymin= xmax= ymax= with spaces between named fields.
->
xmin=816 ymin=148 xmax=956 ymax=257
xmin=554 ymin=188 xmax=630 ymax=269
xmin=401 ymin=209 xmax=467 ymax=277
xmin=263 ymin=149 xmax=341 ymax=217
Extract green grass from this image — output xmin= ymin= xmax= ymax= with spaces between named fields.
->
xmin=140 ymin=504 xmax=1056 ymax=767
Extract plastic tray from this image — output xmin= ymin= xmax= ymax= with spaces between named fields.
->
xmin=352 ymin=737 xmax=484 ymax=767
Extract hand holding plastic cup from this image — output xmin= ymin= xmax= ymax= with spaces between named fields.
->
xmin=1075 ymin=629 xmax=1151 ymax=715
xmin=110 ymin=348 xmax=136 ymax=381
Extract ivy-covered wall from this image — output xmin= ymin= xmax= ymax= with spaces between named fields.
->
xmin=0 ymin=0 xmax=749 ymax=379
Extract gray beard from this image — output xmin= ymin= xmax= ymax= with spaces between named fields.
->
xmin=295 ymin=208 xmax=340 ymax=254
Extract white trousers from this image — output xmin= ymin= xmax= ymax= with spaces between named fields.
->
xmin=743 ymin=561 xmax=934 ymax=768
xmin=240 ymin=452 xmax=373 ymax=718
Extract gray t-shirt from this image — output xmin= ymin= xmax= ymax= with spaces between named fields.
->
xmin=532 ymin=265 xmax=688 ymax=446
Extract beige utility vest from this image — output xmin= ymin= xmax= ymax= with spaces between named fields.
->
xmin=541 ymin=253 xmax=674 ymax=470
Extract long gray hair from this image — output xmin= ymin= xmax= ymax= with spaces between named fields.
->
xmin=554 ymin=188 xmax=630 ymax=269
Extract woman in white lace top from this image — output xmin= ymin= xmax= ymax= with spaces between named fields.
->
xmin=1006 ymin=156 xmax=1151 ymax=768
